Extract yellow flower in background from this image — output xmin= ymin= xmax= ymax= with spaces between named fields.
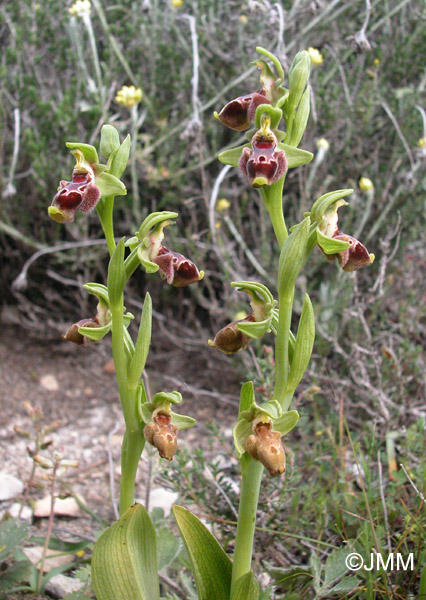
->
xmin=307 ymin=47 xmax=323 ymax=66
xmin=316 ymin=138 xmax=330 ymax=151
xmin=216 ymin=198 xmax=231 ymax=212
xmin=239 ymin=15 xmax=248 ymax=24
xmin=115 ymin=85 xmax=143 ymax=108
xmin=373 ymin=58 xmax=380 ymax=67
xmin=171 ymin=0 xmax=183 ymax=7
xmin=68 ymin=0 xmax=91 ymax=17
xmin=418 ymin=137 xmax=425 ymax=148
xmin=359 ymin=177 xmax=374 ymax=191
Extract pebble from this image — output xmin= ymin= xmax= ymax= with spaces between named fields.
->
xmin=33 ymin=494 xmax=83 ymax=518
xmin=148 ymin=488 xmax=179 ymax=517
xmin=23 ymin=546 xmax=75 ymax=572
xmin=39 ymin=374 xmax=59 ymax=391
xmin=45 ymin=573 xmax=85 ymax=598
xmin=0 ymin=472 xmax=24 ymax=501
xmin=8 ymin=502 xmax=33 ymax=521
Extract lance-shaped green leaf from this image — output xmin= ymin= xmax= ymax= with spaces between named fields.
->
xmin=95 ymin=172 xmax=127 ymax=197
xmin=107 ymin=238 xmax=126 ymax=308
xmin=66 ymin=142 xmax=98 ymax=164
xmin=286 ymin=85 xmax=310 ymax=148
xmin=285 ymin=294 xmax=315 ymax=396
xmin=231 ymin=571 xmax=259 ymax=600
xmin=100 ymin=124 xmax=120 ymax=159
xmin=218 ymin=144 xmax=249 ymax=167
xmin=309 ymin=189 xmax=352 ymax=222
xmin=272 ymin=409 xmax=299 ymax=436
xmin=91 ymin=503 xmax=160 ymax=600
xmin=173 ymin=506 xmax=232 ymax=600
xmin=128 ymin=292 xmax=152 ymax=387
xmin=239 ymin=381 xmax=255 ymax=415
xmin=316 ymin=229 xmax=350 ymax=254
xmin=278 ymin=217 xmax=310 ymax=298
xmin=279 ymin=143 xmax=313 ymax=168
xmin=83 ymin=282 xmax=110 ymax=307
xmin=109 ymin=134 xmax=131 ymax=179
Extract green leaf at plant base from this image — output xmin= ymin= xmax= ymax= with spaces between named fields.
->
xmin=95 ymin=172 xmax=127 ymax=197
xmin=66 ymin=142 xmax=98 ymax=164
xmin=218 ymin=144 xmax=249 ymax=167
xmin=107 ymin=238 xmax=126 ymax=308
xmin=285 ymin=294 xmax=315 ymax=395
xmin=323 ymin=547 xmax=352 ymax=587
xmin=173 ymin=506 xmax=232 ymax=600
xmin=279 ymin=143 xmax=313 ymax=168
xmin=100 ymin=125 xmax=120 ymax=159
xmin=128 ymin=292 xmax=152 ymax=387
xmin=0 ymin=519 xmax=29 ymax=561
xmin=0 ymin=560 xmax=33 ymax=593
xmin=271 ymin=410 xmax=299 ymax=436
xmin=316 ymin=229 xmax=350 ymax=254
xmin=109 ymin=135 xmax=131 ymax=179
xmin=278 ymin=217 xmax=310 ymax=298
xmin=231 ymin=571 xmax=259 ymax=600
xmin=91 ymin=503 xmax=160 ymax=600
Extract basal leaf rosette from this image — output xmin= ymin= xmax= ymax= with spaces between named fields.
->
xmin=140 ymin=390 xmax=195 ymax=461
xmin=233 ymin=382 xmax=299 ymax=476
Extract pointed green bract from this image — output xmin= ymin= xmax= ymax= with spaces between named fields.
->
xmin=173 ymin=506 xmax=232 ymax=600
xmin=100 ymin=125 xmax=120 ymax=159
xmin=239 ymin=381 xmax=255 ymax=415
xmin=107 ymin=238 xmax=126 ymax=308
xmin=285 ymin=294 xmax=315 ymax=394
xmin=218 ymin=144 xmax=249 ymax=167
xmin=231 ymin=571 xmax=259 ymax=600
xmin=128 ymin=292 xmax=152 ymax=387
xmin=96 ymin=172 xmax=127 ymax=197
xmin=316 ymin=229 xmax=350 ymax=254
xmin=278 ymin=217 xmax=310 ymax=298
xmin=110 ymin=135 xmax=131 ymax=179
xmin=91 ymin=504 xmax=160 ymax=600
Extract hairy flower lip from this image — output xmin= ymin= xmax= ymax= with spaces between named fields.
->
xmin=332 ymin=232 xmax=375 ymax=272
xmin=153 ymin=246 xmax=204 ymax=287
xmin=245 ymin=422 xmax=285 ymax=476
xmin=208 ymin=315 xmax=255 ymax=355
xmin=239 ymin=127 xmax=287 ymax=187
xmin=62 ymin=317 xmax=100 ymax=345
xmin=215 ymin=90 xmax=271 ymax=131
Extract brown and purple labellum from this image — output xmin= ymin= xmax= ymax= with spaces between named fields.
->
xmin=216 ymin=91 xmax=271 ymax=131
xmin=333 ymin=232 xmax=374 ymax=272
xmin=245 ymin=422 xmax=285 ymax=476
xmin=208 ymin=315 xmax=255 ymax=355
xmin=50 ymin=170 xmax=100 ymax=222
xmin=239 ymin=130 xmax=287 ymax=188
xmin=153 ymin=246 xmax=204 ymax=287
xmin=143 ymin=412 xmax=178 ymax=461
xmin=62 ymin=317 xmax=100 ymax=346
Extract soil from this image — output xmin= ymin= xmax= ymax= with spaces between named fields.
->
xmin=0 ymin=319 xmax=241 ymax=595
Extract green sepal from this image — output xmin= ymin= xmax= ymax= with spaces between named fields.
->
xmin=309 ymin=189 xmax=352 ymax=222
xmin=152 ymin=391 xmax=182 ymax=406
xmin=285 ymin=294 xmax=315 ymax=395
xmin=83 ymin=282 xmax=110 ymax=307
xmin=239 ymin=381 xmax=255 ymax=415
xmin=78 ymin=322 xmax=111 ymax=342
xmin=95 ymin=172 xmax=127 ymax=197
xmin=137 ymin=245 xmax=159 ymax=274
xmin=236 ymin=317 xmax=272 ymax=339
xmin=230 ymin=280 xmax=275 ymax=307
xmin=138 ymin=211 xmax=178 ymax=240
xmin=279 ymin=143 xmax=313 ymax=168
xmin=240 ymin=399 xmax=282 ymax=422
xmin=286 ymin=85 xmax=310 ymax=147
xmin=91 ymin=504 xmax=160 ymax=600
xmin=231 ymin=571 xmax=259 ymax=600
xmin=107 ymin=238 xmax=126 ymax=308
xmin=170 ymin=413 xmax=196 ymax=430
xmin=278 ymin=217 xmax=310 ymax=298
xmin=233 ymin=419 xmax=253 ymax=457
xmin=316 ymin=229 xmax=350 ymax=254
xmin=109 ymin=135 xmax=131 ymax=179
xmin=256 ymin=46 xmax=284 ymax=81
xmin=100 ymin=125 xmax=120 ymax=159
xmin=66 ymin=142 xmax=98 ymax=164
xmin=125 ymin=236 xmax=139 ymax=248
xmin=173 ymin=506 xmax=232 ymax=600
xmin=218 ymin=144 xmax=249 ymax=167
xmin=128 ymin=292 xmax=152 ymax=387
xmin=272 ymin=410 xmax=299 ymax=436
xmin=92 ymin=163 xmax=108 ymax=175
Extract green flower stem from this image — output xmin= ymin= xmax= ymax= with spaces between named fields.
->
xmin=260 ymin=178 xmax=287 ymax=247
xmin=119 ymin=429 xmax=145 ymax=515
xmin=130 ymin=104 xmax=141 ymax=223
xmin=231 ymin=458 xmax=264 ymax=594
xmin=274 ymin=291 xmax=294 ymax=409
xmin=96 ymin=196 xmax=116 ymax=256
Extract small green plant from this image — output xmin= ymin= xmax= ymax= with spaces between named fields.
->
xmin=46 ymin=46 xmax=378 ymax=599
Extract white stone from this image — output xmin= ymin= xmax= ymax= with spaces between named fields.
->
xmin=45 ymin=574 xmax=85 ymax=598
xmin=23 ymin=546 xmax=75 ymax=572
xmin=33 ymin=495 xmax=83 ymax=518
xmin=40 ymin=374 xmax=59 ymax=391
xmin=147 ymin=488 xmax=179 ymax=517
xmin=0 ymin=472 xmax=24 ymax=501
xmin=8 ymin=503 xmax=33 ymax=522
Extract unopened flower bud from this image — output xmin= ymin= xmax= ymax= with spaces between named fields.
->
xmin=245 ymin=422 xmax=285 ymax=476
xmin=208 ymin=315 xmax=255 ymax=355
xmin=34 ymin=455 xmax=54 ymax=469
xmin=143 ymin=412 xmax=178 ymax=461
xmin=307 ymin=47 xmax=323 ymax=66
xmin=287 ymin=51 xmax=311 ymax=111
xmin=359 ymin=177 xmax=374 ymax=192
xmin=115 ymin=85 xmax=143 ymax=108
xmin=239 ymin=118 xmax=287 ymax=187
